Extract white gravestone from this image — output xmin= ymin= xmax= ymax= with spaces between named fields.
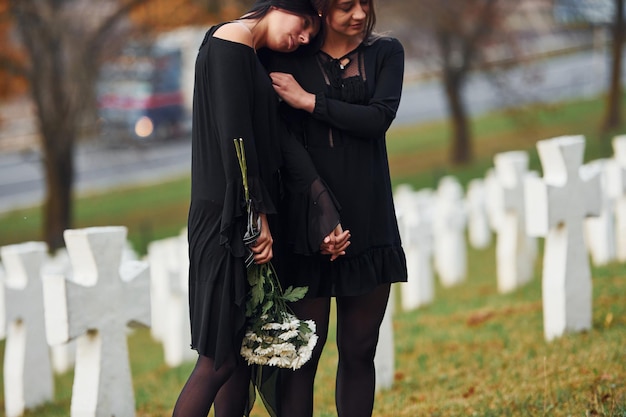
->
xmin=525 ymin=135 xmax=601 ymax=341
xmin=45 ymin=248 xmax=77 ymax=375
xmin=166 ymin=231 xmax=195 ymax=366
xmin=374 ymin=286 xmax=395 ymax=392
xmin=147 ymin=231 xmax=195 ymax=367
xmin=466 ymin=178 xmax=492 ymax=249
xmin=433 ymin=176 xmax=467 ymax=287
xmin=608 ymin=135 xmax=626 ymax=261
xmin=493 ymin=151 xmax=538 ymax=293
xmin=0 ymin=263 xmax=5 ymax=340
xmin=147 ymin=236 xmax=180 ymax=342
xmin=1 ymin=242 xmax=55 ymax=417
xmin=484 ymin=168 xmax=505 ymax=233
xmin=42 ymin=226 xmax=151 ymax=417
xmin=396 ymin=187 xmax=435 ymax=310
xmin=582 ymin=159 xmax=617 ymax=266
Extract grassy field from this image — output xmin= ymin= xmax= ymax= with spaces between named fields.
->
xmin=0 ymin=95 xmax=625 ymax=416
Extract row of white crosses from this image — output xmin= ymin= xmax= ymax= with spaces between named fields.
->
xmin=394 ymin=134 xmax=626 ymax=341
xmin=0 ymin=227 xmax=151 ymax=417
xmin=1 ymin=135 xmax=624 ymax=413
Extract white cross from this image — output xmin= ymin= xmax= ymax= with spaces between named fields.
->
xmin=582 ymin=159 xmax=617 ymax=266
xmin=374 ymin=286 xmax=395 ymax=392
xmin=433 ymin=176 xmax=467 ymax=287
xmin=148 ymin=231 xmax=196 ymax=367
xmin=1 ymin=242 xmax=54 ymax=417
xmin=608 ymin=135 xmax=626 ymax=261
xmin=493 ymin=151 xmax=537 ymax=293
xmin=43 ymin=226 xmax=151 ymax=417
xmin=466 ymin=178 xmax=492 ymax=249
xmin=525 ymin=135 xmax=601 ymax=341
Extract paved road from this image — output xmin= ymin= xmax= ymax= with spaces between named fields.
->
xmin=0 ymin=46 xmax=623 ymax=214
xmin=0 ymin=140 xmax=192 ymax=213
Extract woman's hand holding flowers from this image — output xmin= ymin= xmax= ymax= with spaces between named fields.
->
xmin=250 ymin=213 xmax=274 ymax=264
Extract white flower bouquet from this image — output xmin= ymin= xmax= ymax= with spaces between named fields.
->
xmin=234 ymin=138 xmax=318 ymax=370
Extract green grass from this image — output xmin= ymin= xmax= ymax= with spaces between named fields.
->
xmin=1 ymin=94 xmax=625 ymax=416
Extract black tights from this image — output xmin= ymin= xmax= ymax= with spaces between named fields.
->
xmin=172 ymin=353 xmax=250 ymax=417
xmin=280 ymin=283 xmax=391 ymax=417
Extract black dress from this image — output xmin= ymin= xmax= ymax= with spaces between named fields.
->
xmin=187 ymin=24 xmax=340 ymax=370
xmin=268 ymin=36 xmax=408 ymax=297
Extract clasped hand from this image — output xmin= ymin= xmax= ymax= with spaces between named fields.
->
xmin=320 ymin=224 xmax=351 ymax=261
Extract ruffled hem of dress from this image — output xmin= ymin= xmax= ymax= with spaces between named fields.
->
xmin=220 ymin=176 xmax=277 ymax=257
xmin=286 ymin=244 xmax=407 ymax=298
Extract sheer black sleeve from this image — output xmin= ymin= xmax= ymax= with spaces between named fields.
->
xmin=279 ymin=123 xmax=341 ymax=254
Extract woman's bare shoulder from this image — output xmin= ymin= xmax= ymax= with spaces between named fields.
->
xmin=213 ymin=21 xmax=254 ymax=48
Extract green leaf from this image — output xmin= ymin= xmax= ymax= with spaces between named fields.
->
xmin=261 ymin=300 xmax=274 ymax=315
xmin=282 ymin=285 xmax=308 ymax=302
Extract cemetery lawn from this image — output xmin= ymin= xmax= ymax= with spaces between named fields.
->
xmin=0 ymin=94 xmax=625 ymax=416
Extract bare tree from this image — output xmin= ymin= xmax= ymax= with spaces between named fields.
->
xmin=383 ymin=0 xmax=522 ymax=165
xmin=603 ymin=0 xmax=624 ymax=132
xmin=0 ymin=0 xmax=151 ymax=251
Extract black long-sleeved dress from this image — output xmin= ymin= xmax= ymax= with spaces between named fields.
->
xmin=187 ymin=24 xmax=339 ymax=369
xmin=269 ymin=36 xmax=408 ymax=297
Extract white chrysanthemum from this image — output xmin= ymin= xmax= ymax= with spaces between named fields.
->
xmin=261 ymin=322 xmax=283 ymax=330
xmin=272 ymin=342 xmax=297 ymax=355
xmin=254 ymin=346 xmax=274 ymax=356
xmin=268 ymin=356 xmax=293 ymax=368
xmin=278 ymin=329 xmax=299 ymax=340
xmin=245 ymin=331 xmax=265 ymax=343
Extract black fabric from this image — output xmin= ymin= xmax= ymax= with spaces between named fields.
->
xmin=188 ymin=23 xmax=283 ymax=370
xmin=187 ymin=18 xmax=341 ymax=379
xmin=267 ymin=37 xmax=408 ymax=297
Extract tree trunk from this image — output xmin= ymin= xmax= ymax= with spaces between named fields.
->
xmin=444 ymin=70 xmax=472 ymax=165
xmin=42 ymin=131 xmax=74 ymax=251
xmin=603 ymin=0 xmax=624 ymax=132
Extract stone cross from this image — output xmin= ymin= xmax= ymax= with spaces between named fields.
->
xmin=396 ymin=187 xmax=435 ymax=311
xmin=466 ymin=178 xmax=492 ymax=249
xmin=433 ymin=176 xmax=467 ymax=287
xmin=45 ymin=248 xmax=77 ymax=375
xmin=374 ymin=286 xmax=395 ymax=392
xmin=148 ymin=230 xmax=196 ymax=367
xmin=43 ymin=226 xmax=151 ymax=417
xmin=493 ymin=151 xmax=537 ymax=293
xmin=582 ymin=159 xmax=617 ymax=266
xmin=484 ymin=168 xmax=505 ymax=233
xmin=608 ymin=135 xmax=626 ymax=261
xmin=1 ymin=242 xmax=54 ymax=417
xmin=0 ymin=262 xmax=5 ymax=340
xmin=525 ymin=135 xmax=601 ymax=341
xmin=147 ymin=236 xmax=181 ymax=342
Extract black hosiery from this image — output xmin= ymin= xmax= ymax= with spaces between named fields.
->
xmin=335 ymin=284 xmax=391 ymax=417
xmin=280 ymin=297 xmax=331 ymax=417
xmin=214 ymin=361 xmax=251 ymax=417
xmin=172 ymin=353 xmax=243 ymax=417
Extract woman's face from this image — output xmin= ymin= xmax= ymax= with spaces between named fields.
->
xmin=266 ymin=9 xmax=320 ymax=53
xmin=326 ymin=0 xmax=369 ymax=39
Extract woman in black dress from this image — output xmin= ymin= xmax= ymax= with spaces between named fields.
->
xmin=267 ymin=0 xmax=408 ymax=415
xmin=171 ymin=1 xmax=343 ymax=416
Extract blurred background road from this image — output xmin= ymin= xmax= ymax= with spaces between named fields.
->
xmin=0 ymin=45 xmax=623 ymax=214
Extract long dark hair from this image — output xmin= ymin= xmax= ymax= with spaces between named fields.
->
xmin=244 ymin=0 xmax=319 ymax=20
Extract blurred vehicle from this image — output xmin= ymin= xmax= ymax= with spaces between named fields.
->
xmin=97 ymin=45 xmax=189 ymax=144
